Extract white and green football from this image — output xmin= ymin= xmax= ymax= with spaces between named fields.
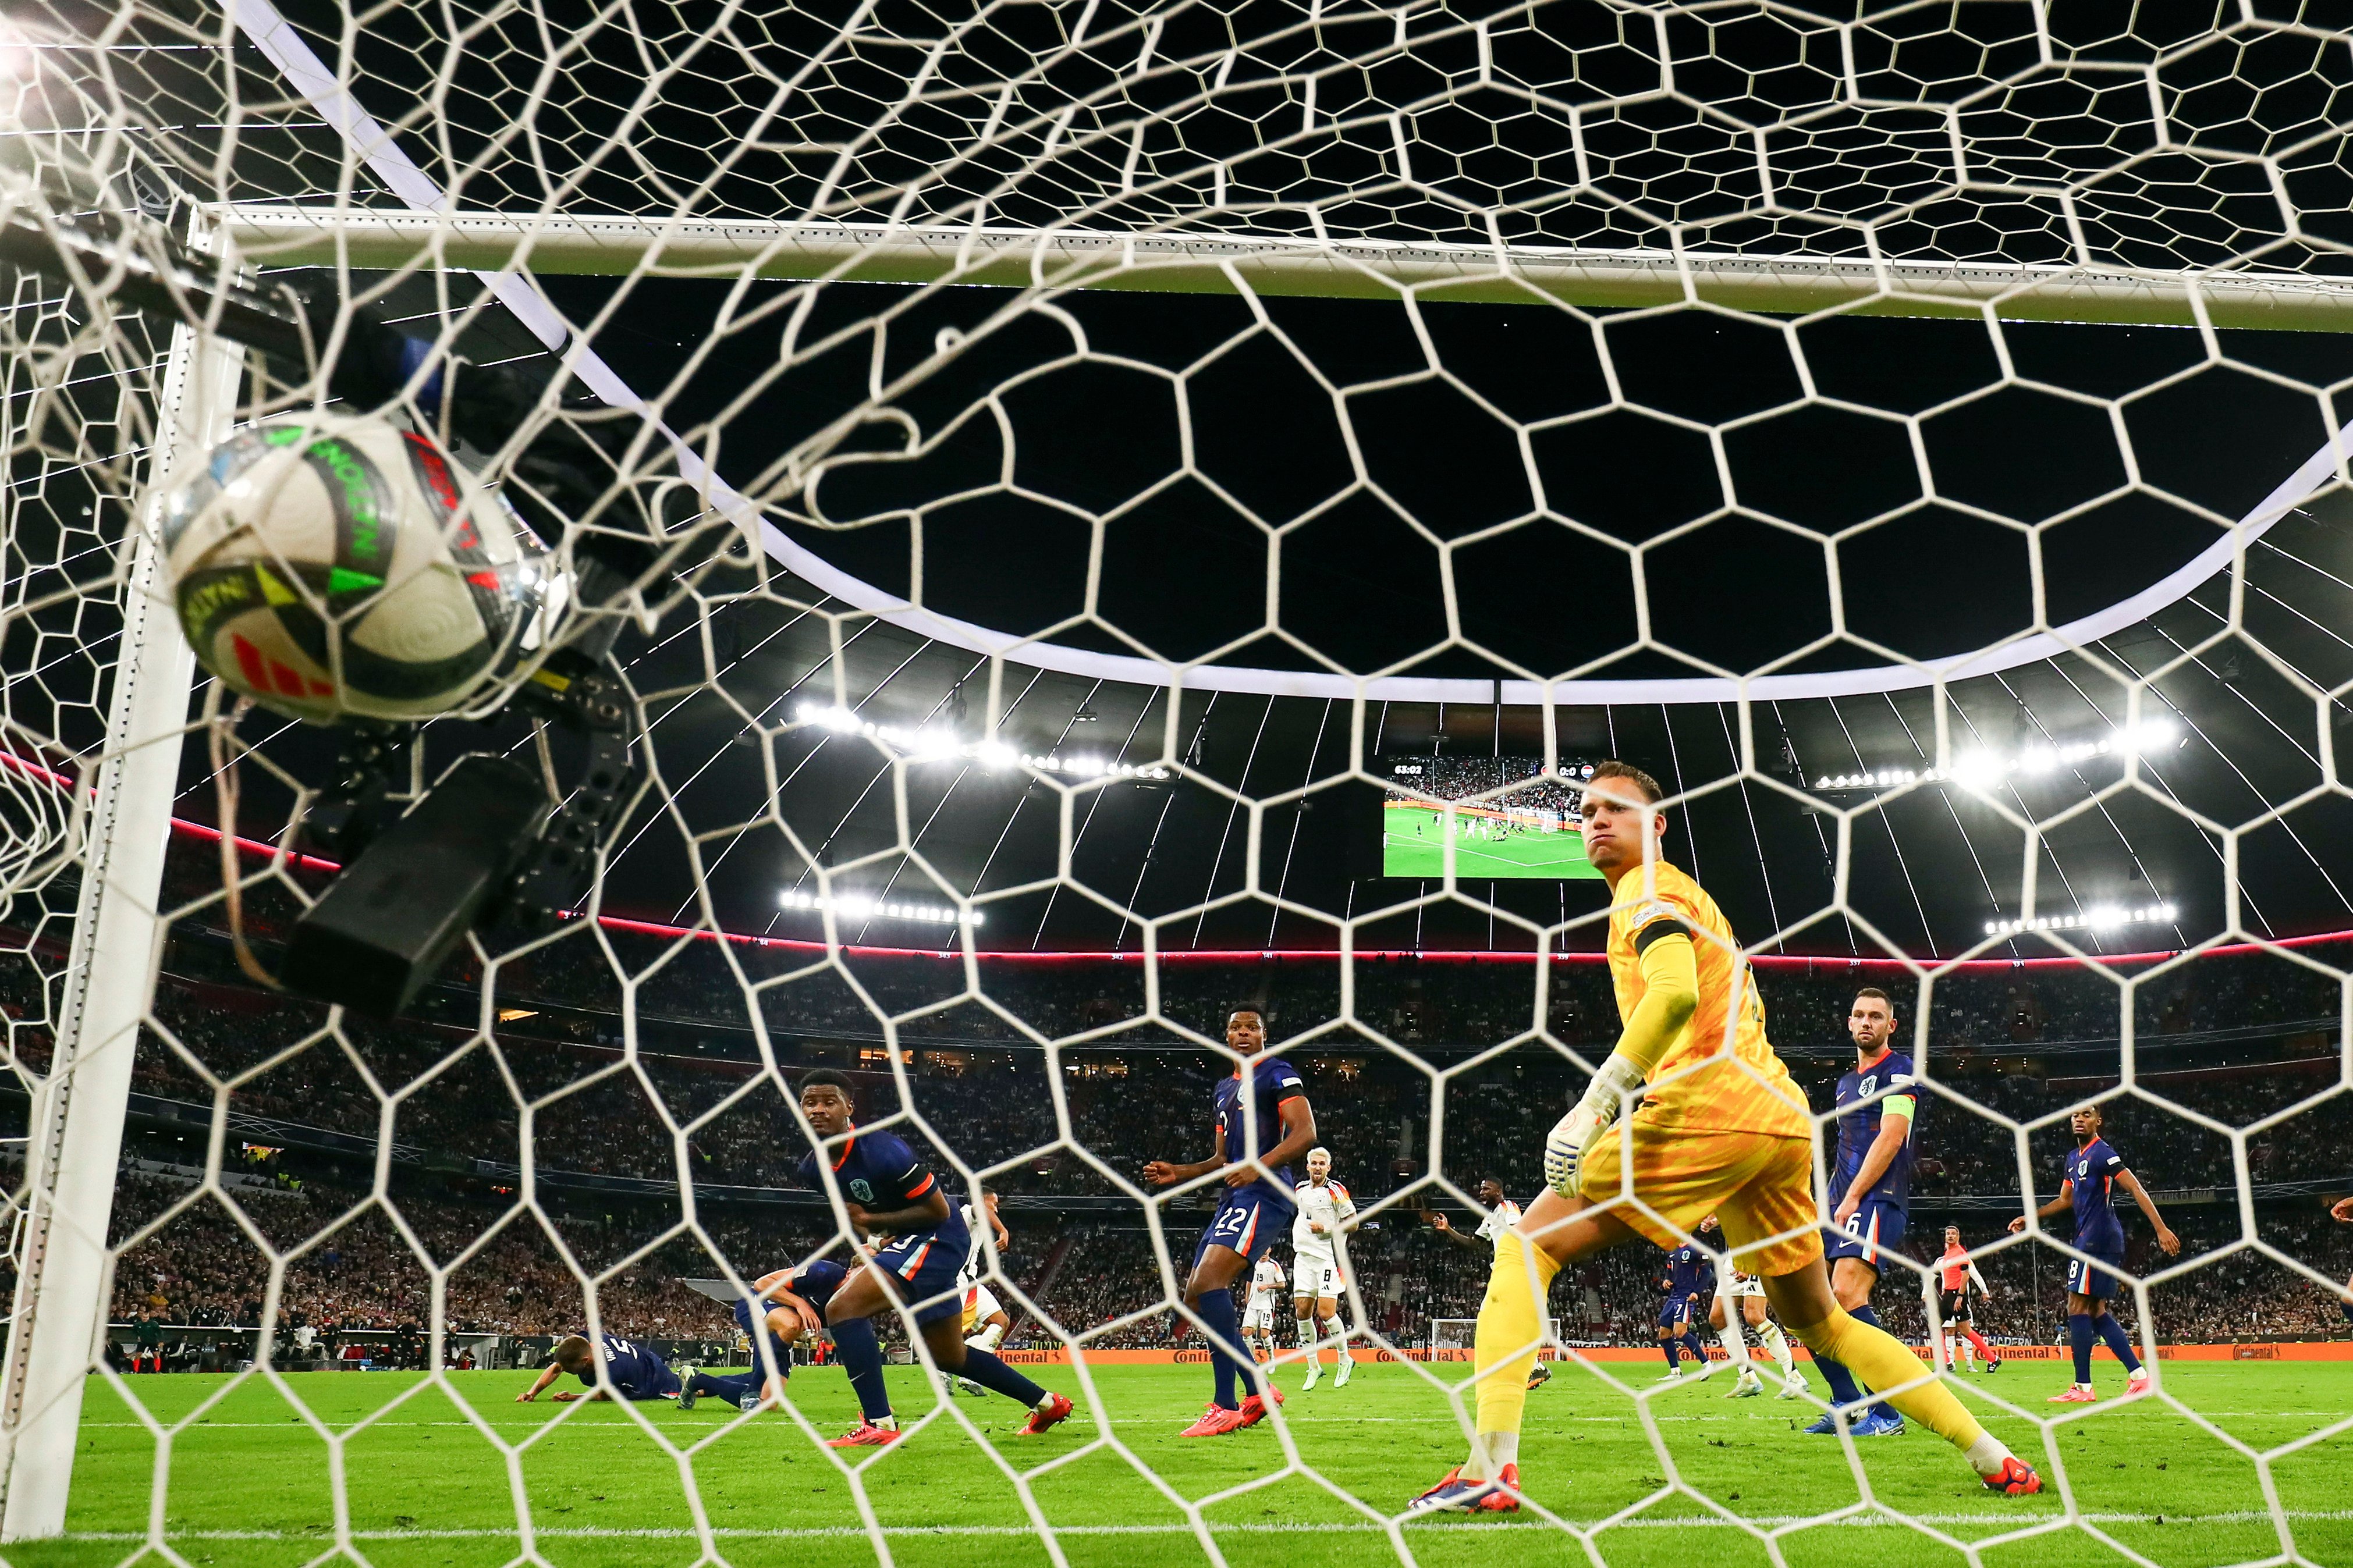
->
xmin=159 ymin=417 xmax=537 ymax=724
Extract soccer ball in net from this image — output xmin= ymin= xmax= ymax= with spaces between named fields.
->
xmin=160 ymin=416 xmax=537 ymax=724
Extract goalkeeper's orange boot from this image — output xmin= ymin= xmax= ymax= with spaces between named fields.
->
xmin=1017 ymin=1392 xmax=1074 ymax=1436
xmin=1982 ymin=1457 xmax=2042 ymax=1495
xmin=1404 ymin=1463 xmax=1520 ymax=1516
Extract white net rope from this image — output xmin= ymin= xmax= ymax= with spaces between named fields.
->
xmin=0 ymin=1 xmax=2349 ymax=1563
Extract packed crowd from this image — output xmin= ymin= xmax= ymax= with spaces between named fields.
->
xmin=3 ymin=893 xmax=2349 ymax=1356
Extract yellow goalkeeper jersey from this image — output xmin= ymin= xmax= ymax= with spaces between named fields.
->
xmin=1605 ymin=860 xmax=1810 ymax=1140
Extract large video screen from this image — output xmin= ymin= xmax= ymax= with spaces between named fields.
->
xmin=1380 ymin=757 xmax=1603 ymax=879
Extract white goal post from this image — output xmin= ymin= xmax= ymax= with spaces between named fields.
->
xmin=1429 ymin=1317 xmax=1562 ymax=1353
xmin=219 ymin=205 xmax=2353 ymax=331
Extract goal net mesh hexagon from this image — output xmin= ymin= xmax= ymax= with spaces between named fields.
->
xmin=1 ymin=0 xmax=2350 ymax=1559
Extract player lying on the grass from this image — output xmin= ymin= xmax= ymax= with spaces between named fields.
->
xmin=1292 ymin=1146 xmax=1359 ymax=1390
xmin=1653 ymin=1239 xmax=1709 ymax=1379
xmin=796 ymin=1069 xmax=1074 ymax=1445
xmin=1410 ymin=762 xmax=2040 ymax=1516
xmin=677 ymin=1261 xmax=843 ymax=1412
xmin=1144 ymin=1006 xmax=1318 ymax=1437
xmin=1935 ymin=1225 xmax=2001 ymax=1373
xmin=1241 ymin=1253 xmax=1287 ymax=1365
xmin=1699 ymin=1215 xmax=1804 ymax=1399
xmin=515 ymin=1331 xmax=681 ymax=1403
xmin=2008 ymin=1103 xmax=2179 ymax=1403
xmin=1430 ymin=1181 xmax=1548 ymax=1391
xmin=1805 ymin=987 xmax=1917 ymax=1437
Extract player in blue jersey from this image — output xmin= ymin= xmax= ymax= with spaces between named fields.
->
xmin=796 ymin=1069 xmax=1076 ymax=1445
xmin=1798 ymin=987 xmax=1917 ymax=1438
xmin=2009 ymin=1104 xmax=2180 ymax=1402
xmin=1144 ymin=1008 xmax=1318 ymax=1437
xmin=515 ymin=1331 xmax=682 ymax=1403
xmin=1655 ymin=1240 xmax=1710 ymax=1378
xmin=677 ymin=1260 xmax=843 ymax=1413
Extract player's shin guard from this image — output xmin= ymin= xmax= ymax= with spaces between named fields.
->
xmin=1194 ymin=1289 xmax=1249 ymax=1410
xmin=2093 ymin=1313 xmax=2141 ymax=1374
xmin=1788 ymin=1304 xmax=1988 ymax=1455
xmin=957 ymin=1347 xmax=1050 ymax=1409
xmin=2068 ymin=1313 xmax=2096 ymax=1385
xmin=1471 ymin=1231 xmax=1560 ymax=1467
xmin=1297 ymin=1315 xmax=1317 ymax=1358
xmin=830 ymin=1317 xmax=896 ymax=1424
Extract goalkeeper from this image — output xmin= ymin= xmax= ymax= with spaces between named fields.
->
xmin=1409 ymin=763 xmax=2040 ymax=1514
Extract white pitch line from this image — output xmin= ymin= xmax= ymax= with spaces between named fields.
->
xmin=58 ymin=1511 xmax=2353 ymax=1541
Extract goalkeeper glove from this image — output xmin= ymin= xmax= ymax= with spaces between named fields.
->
xmin=1542 ymin=1053 xmax=1647 ymax=1198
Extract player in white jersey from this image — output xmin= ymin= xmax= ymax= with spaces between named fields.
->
xmin=1431 ymin=1179 xmax=1548 ymax=1391
xmin=1699 ymin=1215 xmax=1804 ymax=1398
xmin=943 ymin=1191 xmax=1014 ymax=1396
xmin=1241 ymin=1254 xmax=1287 ymax=1363
xmin=1292 ymin=1147 xmax=1360 ymax=1389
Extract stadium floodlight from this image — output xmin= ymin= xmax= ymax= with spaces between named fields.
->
xmin=794 ymin=703 xmax=1170 ymax=779
xmin=779 ymin=890 xmax=980 ymax=927
xmin=1813 ymin=720 xmax=2181 ymax=793
xmin=1985 ymin=904 xmax=2180 ymax=937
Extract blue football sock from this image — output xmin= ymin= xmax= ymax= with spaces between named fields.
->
xmin=1194 ymin=1289 xmax=1247 ymax=1410
xmin=1681 ymin=1329 xmax=1707 ymax=1365
xmin=1814 ymin=1349 xmax=1864 ymax=1407
xmin=2341 ymin=1299 xmax=2353 ymax=1324
xmin=687 ymin=1370 xmax=763 ymax=1403
xmin=830 ymin=1317 xmax=895 ymax=1424
xmin=1847 ymin=1305 xmax=1902 ymax=1423
xmin=2068 ymin=1313 xmax=2096 ymax=1384
xmin=957 ymin=1347 xmax=1049 ymax=1409
xmin=1662 ymin=1336 xmax=1682 ymax=1371
xmin=2094 ymin=1313 xmax=2142 ymax=1374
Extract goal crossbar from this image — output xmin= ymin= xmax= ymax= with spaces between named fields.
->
xmin=219 ymin=205 xmax=2353 ymax=330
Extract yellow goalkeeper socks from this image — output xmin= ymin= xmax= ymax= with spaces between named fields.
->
xmin=1788 ymin=1304 xmax=1988 ymax=1455
xmin=1468 ymin=1230 xmax=1560 ymax=1474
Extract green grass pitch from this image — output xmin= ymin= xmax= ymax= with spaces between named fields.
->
xmin=19 ymin=1359 xmax=2348 ymax=1567
xmin=1382 ymin=806 xmax=1600 ymax=880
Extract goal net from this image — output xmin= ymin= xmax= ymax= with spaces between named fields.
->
xmin=0 ymin=0 xmax=2350 ymax=1560
xmin=1429 ymin=1317 xmax=1560 ymax=1354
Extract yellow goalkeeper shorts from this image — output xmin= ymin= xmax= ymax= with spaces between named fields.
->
xmin=1574 ymin=1112 xmax=1823 ymax=1278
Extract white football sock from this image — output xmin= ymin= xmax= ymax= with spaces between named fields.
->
xmin=1717 ymin=1325 xmax=1747 ymax=1369
xmin=966 ymin=1322 xmax=1005 ymax=1354
xmin=1297 ymin=1317 xmax=1317 ymax=1358
xmin=1463 ymin=1428 xmax=1520 ymax=1481
xmin=1755 ymin=1320 xmax=1796 ymax=1379
xmin=1964 ymin=1431 xmax=2016 ymax=1478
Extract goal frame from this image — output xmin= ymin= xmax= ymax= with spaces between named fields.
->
xmin=0 ymin=250 xmax=244 ymax=1544
xmin=219 ymin=205 xmax=2353 ymax=332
